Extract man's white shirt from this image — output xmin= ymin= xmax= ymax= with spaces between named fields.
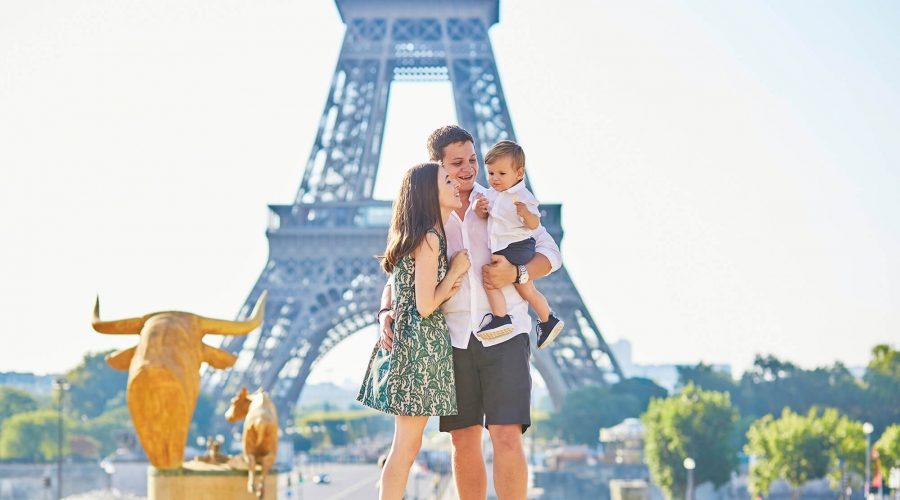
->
xmin=485 ymin=181 xmax=541 ymax=253
xmin=440 ymin=183 xmax=562 ymax=349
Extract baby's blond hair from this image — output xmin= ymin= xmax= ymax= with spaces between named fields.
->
xmin=484 ymin=140 xmax=525 ymax=171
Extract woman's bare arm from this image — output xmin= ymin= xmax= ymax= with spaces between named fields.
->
xmin=414 ymin=233 xmax=468 ymax=317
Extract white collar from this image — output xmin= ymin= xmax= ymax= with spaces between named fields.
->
xmin=505 ymin=180 xmax=527 ymax=194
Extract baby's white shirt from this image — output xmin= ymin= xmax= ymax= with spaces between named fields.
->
xmin=485 ymin=181 xmax=541 ymax=253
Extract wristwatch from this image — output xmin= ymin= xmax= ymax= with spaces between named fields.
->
xmin=516 ymin=265 xmax=529 ymax=285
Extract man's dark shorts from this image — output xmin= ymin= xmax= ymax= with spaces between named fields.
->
xmin=492 ymin=237 xmax=536 ymax=266
xmin=439 ymin=332 xmax=532 ymax=434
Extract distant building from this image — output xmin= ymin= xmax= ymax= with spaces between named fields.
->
xmin=610 ymin=340 xmax=634 ymax=376
xmin=608 ymin=340 xmax=730 ymax=394
xmin=534 ymin=446 xmax=650 ymax=500
xmin=0 ymin=372 xmax=57 ymax=395
xmin=599 ymin=418 xmax=645 ymax=465
xmin=533 ymin=424 xmax=651 ymax=500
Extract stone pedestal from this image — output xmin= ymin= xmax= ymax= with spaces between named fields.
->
xmin=148 ymin=463 xmax=279 ymax=500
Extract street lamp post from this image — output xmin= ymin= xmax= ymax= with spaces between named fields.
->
xmin=864 ymin=422 xmax=875 ymax=500
xmin=52 ymin=377 xmax=70 ymax=500
xmin=100 ymin=460 xmax=115 ymax=492
xmin=684 ymin=458 xmax=696 ymax=500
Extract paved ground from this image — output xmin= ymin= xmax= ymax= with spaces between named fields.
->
xmin=295 ymin=463 xmax=380 ymax=500
xmin=296 ymin=463 xmax=444 ymax=500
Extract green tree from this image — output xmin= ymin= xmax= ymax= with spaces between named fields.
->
xmin=78 ymin=406 xmax=132 ymax=457
xmin=68 ymin=434 xmax=101 ymax=460
xmin=0 ymin=386 xmax=38 ymax=426
xmin=294 ymin=409 xmax=391 ymax=450
xmin=612 ymin=377 xmax=668 ymax=413
xmin=863 ymin=345 xmax=900 ymax=433
xmin=65 ymin=350 xmax=128 ymax=418
xmin=677 ymin=363 xmax=739 ymax=395
xmin=642 ymin=384 xmax=739 ymax=500
xmin=323 ymin=419 xmax=349 ymax=446
xmin=738 ymin=355 xmax=865 ymax=422
xmin=821 ymin=409 xmax=867 ymax=489
xmin=0 ymin=410 xmax=73 ymax=462
xmin=291 ymin=431 xmax=312 ymax=452
xmin=548 ymin=385 xmax=640 ymax=446
xmin=875 ymin=424 xmax=900 ymax=470
xmin=745 ymin=408 xmax=833 ymax=499
xmin=188 ymin=392 xmax=215 ymax=447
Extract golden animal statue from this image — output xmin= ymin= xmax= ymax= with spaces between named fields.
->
xmin=91 ymin=291 xmax=267 ymax=470
xmin=225 ymin=387 xmax=279 ymax=498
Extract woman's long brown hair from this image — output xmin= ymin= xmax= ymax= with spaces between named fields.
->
xmin=380 ymin=162 xmax=445 ymax=274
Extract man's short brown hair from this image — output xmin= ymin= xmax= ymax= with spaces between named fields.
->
xmin=484 ymin=140 xmax=525 ymax=171
xmin=427 ymin=125 xmax=475 ymax=161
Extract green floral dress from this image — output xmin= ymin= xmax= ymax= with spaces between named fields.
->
xmin=357 ymin=229 xmax=457 ymax=416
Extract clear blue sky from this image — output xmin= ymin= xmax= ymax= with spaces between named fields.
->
xmin=1 ymin=1 xmax=898 ymax=384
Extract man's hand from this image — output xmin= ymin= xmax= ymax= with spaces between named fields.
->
xmin=473 ymin=193 xmax=489 ymax=218
xmin=482 ymin=254 xmax=517 ymax=290
xmin=379 ymin=310 xmax=396 ymax=351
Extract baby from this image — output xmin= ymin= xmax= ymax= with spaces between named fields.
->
xmin=473 ymin=140 xmax=563 ymax=349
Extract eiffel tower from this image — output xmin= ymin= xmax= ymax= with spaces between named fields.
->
xmin=203 ymin=0 xmax=624 ymax=418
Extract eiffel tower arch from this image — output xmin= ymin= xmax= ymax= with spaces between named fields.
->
xmin=202 ymin=0 xmax=624 ymax=418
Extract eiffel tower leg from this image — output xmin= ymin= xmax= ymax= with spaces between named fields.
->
xmin=448 ymin=55 xmax=524 ymax=189
xmin=295 ymin=52 xmax=392 ymax=203
xmin=203 ymin=283 xmax=268 ymax=401
xmin=202 ymin=224 xmax=390 ymax=418
xmin=534 ymin=264 xmax=625 ymax=405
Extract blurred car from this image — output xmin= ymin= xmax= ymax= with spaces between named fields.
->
xmin=312 ymin=474 xmax=331 ymax=484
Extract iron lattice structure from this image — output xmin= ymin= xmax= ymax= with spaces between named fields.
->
xmin=203 ymin=0 xmax=624 ymax=418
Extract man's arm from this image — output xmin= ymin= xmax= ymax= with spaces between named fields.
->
xmin=482 ymin=227 xmax=561 ymax=289
xmin=532 ymin=225 xmax=562 ymax=271
xmin=482 ymin=253 xmax=551 ymax=289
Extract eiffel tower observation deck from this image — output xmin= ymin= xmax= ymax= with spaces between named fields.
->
xmin=202 ymin=0 xmax=624 ymax=418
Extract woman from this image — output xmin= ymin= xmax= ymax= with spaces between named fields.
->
xmin=358 ymin=162 xmax=470 ymax=500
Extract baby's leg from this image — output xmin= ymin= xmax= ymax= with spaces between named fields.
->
xmin=515 ymin=282 xmax=550 ymax=322
xmin=485 ymin=286 xmax=507 ymax=317
xmin=478 ymin=284 xmax=514 ymax=340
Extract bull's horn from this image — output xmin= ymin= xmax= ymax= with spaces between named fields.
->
xmin=91 ymin=296 xmax=146 ymax=334
xmin=200 ymin=290 xmax=267 ymax=336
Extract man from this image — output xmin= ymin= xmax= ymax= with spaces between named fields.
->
xmin=378 ymin=126 xmax=562 ymax=499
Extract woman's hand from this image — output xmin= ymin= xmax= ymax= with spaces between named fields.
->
xmin=449 ymin=249 xmax=471 ymax=278
xmin=443 ymin=275 xmax=463 ymax=303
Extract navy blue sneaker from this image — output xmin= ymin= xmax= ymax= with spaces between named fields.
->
xmin=537 ymin=313 xmax=564 ymax=349
xmin=476 ymin=313 xmax=514 ymax=340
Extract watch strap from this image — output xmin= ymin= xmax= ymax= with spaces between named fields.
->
xmin=517 ymin=265 xmax=528 ymax=284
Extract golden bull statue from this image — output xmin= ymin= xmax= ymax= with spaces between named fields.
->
xmin=91 ymin=291 xmax=267 ymax=470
